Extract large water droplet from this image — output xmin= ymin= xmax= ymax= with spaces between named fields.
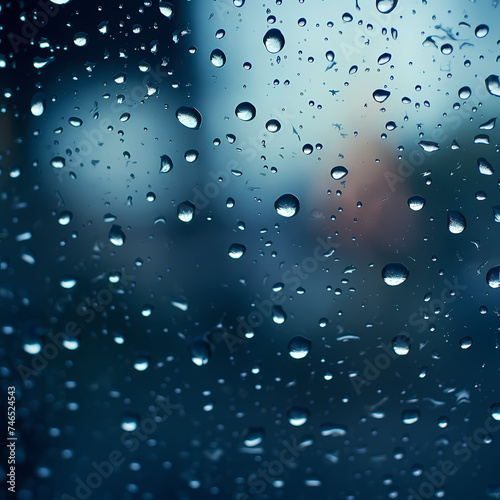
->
xmin=177 ymin=201 xmax=195 ymax=222
xmin=372 ymin=89 xmax=391 ymax=103
xmin=490 ymin=403 xmax=500 ymax=421
xmin=376 ymin=0 xmax=398 ymax=13
xmin=382 ymin=263 xmax=409 ymax=286
xmin=479 ymin=118 xmax=496 ymax=130
xmin=486 ymin=266 xmax=500 ymax=288
xmin=408 ymin=195 xmax=425 ymax=211
xmin=378 ymin=52 xmax=392 ymax=65
xmin=331 ymin=166 xmax=348 ymax=180
xmin=121 ymin=413 xmax=139 ymax=431
xmin=190 ymin=338 xmax=211 ymax=366
xmin=160 ymin=154 xmax=173 ymax=173
xmin=287 ymin=406 xmax=309 ymax=426
xmin=418 ymin=140 xmax=440 ymax=152
xmin=274 ymin=194 xmax=300 ymax=217
xmin=176 ymin=106 xmax=202 ymax=129
xmin=31 ymin=93 xmax=46 ymax=116
xmin=235 ymin=102 xmax=256 ymax=121
xmin=392 ymin=334 xmax=411 ymax=355
xmin=159 ymin=1 xmax=174 ymax=18
xmin=288 ymin=336 xmax=311 ymax=359
xmin=447 ymin=210 xmax=466 ymax=234
xmin=485 ymin=75 xmax=500 ymax=97
xmin=210 ymin=48 xmax=226 ymax=68
xmin=228 ymin=243 xmax=246 ymax=259
xmin=50 ymin=156 xmax=65 ymax=169
xmin=133 ymin=353 xmax=150 ymax=371
xmin=266 ymin=119 xmax=281 ymax=132
xmin=475 ymin=24 xmax=489 ymax=38
xmin=458 ymin=86 xmax=471 ymax=99
xmin=402 ymin=409 xmax=420 ymax=424
xmin=109 ymin=225 xmax=125 ymax=246
xmin=478 ymin=157 xmax=494 ymax=175
xmin=263 ymin=28 xmax=285 ymax=53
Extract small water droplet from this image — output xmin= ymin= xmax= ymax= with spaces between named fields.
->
xmin=378 ymin=52 xmax=392 ymax=65
xmin=331 ymin=166 xmax=348 ymax=180
xmin=272 ymin=305 xmax=287 ymax=324
xmin=176 ymin=106 xmax=202 ymax=129
xmin=228 ymin=243 xmax=246 ymax=259
xmin=160 ymin=154 xmax=173 ymax=173
xmin=287 ymin=406 xmax=309 ymax=426
xmin=485 ymin=75 xmax=500 ymax=97
xmin=460 ymin=336 xmax=473 ymax=349
xmin=402 ymin=409 xmax=420 ymax=424
xmin=288 ymin=336 xmax=311 ymax=359
xmin=265 ymin=119 xmax=281 ymax=132
xmin=458 ymin=86 xmax=471 ymax=99
xmin=392 ymin=334 xmax=411 ymax=355
xmin=478 ymin=157 xmax=494 ymax=175
xmin=475 ymin=24 xmax=489 ymax=38
xmin=210 ymin=48 xmax=226 ymax=68
xmin=50 ymin=156 xmax=65 ymax=169
xmin=109 ymin=225 xmax=125 ymax=246
xmin=274 ymin=194 xmax=300 ymax=217
xmin=407 ymin=195 xmax=425 ymax=211
xmin=418 ymin=140 xmax=440 ymax=152
xmin=382 ymin=263 xmax=409 ymax=286
xmin=372 ymin=89 xmax=391 ymax=103
xmin=486 ymin=266 xmax=500 ymax=288
xmin=448 ymin=210 xmax=466 ymax=234
xmin=235 ymin=102 xmax=256 ymax=121
xmin=190 ymin=338 xmax=211 ymax=366
xmin=376 ymin=0 xmax=398 ymax=14
xmin=490 ymin=403 xmax=500 ymax=421
xmin=177 ymin=201 xmax=195 ymax=222
xmin=263 ymin=28 xmax=285 ymax=53
xmin=31 ymin=93 xmax=46 ymax=116
xmin=159 ymin=1 xmax=174 ymax=18
xmin=243 ymin=428 xmax=264 ymax=447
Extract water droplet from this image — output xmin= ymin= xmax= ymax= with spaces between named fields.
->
xmin=448 ymin=211 xmax=466 ymax=234
xmin=392 ymin=334 xmax=411 ymax=355
xmin=146 ymin=192 xmax=156 ymax=202
xmin=113 ymin=71 xmax=126 ymax=84
xmin=141 ymin=305 xmax=153 ymax=317
xmin=177 ymin=201 xmax=195 ymax=222
xmin=133 ymin=354 xmax=150 ymax=371
xmin=372 ymin=89 xmax=391 ymax=103
xmin=460 ymin=336 xmax=473 ymax=349
xmin=378 ymin=52 xmax=392 ymax=65
xmin=58 ymin=211 xmax=72 ymax=225
xmin=31 ymin=93 xmax=46 ymax=116
xmin=121 ymin=413 xmax=139 ymax=431
xmin=159 ymin=1 xmax=174 ymax=18
xmin=485 ymin=75 xmax=500 ymax=97
xmin=320 ymin=424 xmax=347 ymax=437
xmin=243 ymin=428 xmax=264 ymax=447
xmin=376 ymin=0 xmax=398 ymax=13
xmin=69 ymin=117 xmax=83 ymax=127
xmin=475 ymin=24 xmax=489 ymax=38
xmin=331 ymin=166 xmax=348 ymax=180
xmin=274 ymin=194 xmax=300 ymax=217
xmin=382 ymin=263 xmax=409 ymax=286
xmin=210 ymin=48 xmax=226 ymax=68
xmin=160 ymin=154 xmax=173 ymax=173
xmin=478 ymin=157 xmax=494 ymax=175
xmin=190 ymin=338 xmax=211 ymax=366
xmin=228 ymin=243 xmax=246 ymax=259
xmin=50 ymin=156 xmax=65 ymax=169
xmin=479 ymin=118 xmax=496 ymax=130
xmin=486 ymin=266 xmax=500 ymax=288
xmin=490 ymin=403 xmax=500 ymax=421
xmin=109 ymin=225 xmax=125 ymax=246
xmin=342 ymin=12 xmax=353 ymax=22
xmin=176 ymin=106 xmax=202 ymax=129
xmin=402 ymin=409 xmax=420 ymax=424
xmin=440 ymin=43 xmax=453 ymax=55
xmin=418 ymin=140 xmax=440 ymax=152
xmin=235 ymin=102 xmax=256 ymax=121
xmin=272 ymin=305 xmax=287 ymax=324
xmin=185 ymin=150 xmax=199 ymax=162
xmin=287 ymin=406 xmax=309 ymax=426
xmin=73 ymin=32 xmax=88 ymax=46
xmin=408 ymin=195 xmax=425 ymax=211
xmin=326 ymin=50 xmax=335 ymax=62
xmin=458 ymin=86 xmax=471 ymax=99
xmin=263 ymin=28 xmax=285 ymax=53
xmin=474 ymin=134 xmax=490 ymax=145
xmin=288 ymin=336 xmax=311 ymax=359
xmin=265 ymin=119 xmax=281 ymax=132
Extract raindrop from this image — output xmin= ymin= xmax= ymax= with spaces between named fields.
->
xmin=263 ymin=28 xmax=285 ymax=53
xmin=274 ymin=194 xmax=300 ymax=217
xmin=331 ymin=166 xmax=348 ymax=180
xmin=31 ymin=93 xmax=46 ymax=116
xmin=407 ymin=195 xmax=425 ymax=211
xmin=177 ymin=201 xmax=195 ymax=222
xmin=378 ymin=52 xmax=392 ymax=65
xmin=486 ymin=266 xmax=500 ymax=288
xmin=228 ymin=243 xmax=246 ymax=259
xmin=490 ymin=403 xmax=500 ymax=421
xmin=133 ymin=354 xmax=150 ymax=371
xmin=190 ymin=338 xmax=211 ymax=366
xmin=235 ymin=102 xmax=256 ymax=121
xmin=60 ymin=278 xmax=77 ymax=289
xmin=392 ymin=335 xmax=411 ymax=355
xmin=478 ymin=157 xmax=494 ymax=175
xmin=50 ymin=156 xmax=65 ymax=169
xmin=159 ymin=1 xmax=174 ymax=18
xmin=326 ymin=50 xmax=335 ymax=62
xmin=382 ymin=263 xmax=409 ymax=286
xmin=440 ymin=43 xmax=453 ymax=55
xmin=376 ymin=0 xmax=398 ymax=14
xmin=176 ymin=106 xmax=202 ymax=129
xmin=485 ymin=75 xmax=500 ymax=97
xmin=113 ymin=71 xmax=126 ymax=84
xmin=243 ymin=428 xmax=265 ymax=447
xmin=475 ymin=24 xmax=489 ymax=38
xmin=121 ymin=413 xmax=139 ymax=431
xmin=210 ymin=48 xmax=226 ymax=68
xmin=342 ymin=12 xmax=353 ymax=22
xmin=460 ymin=336 xmax=473 ymax=349
xmin=418 ymin=141 xmax=440 ymax=152
xmin=372 ymin=89 xmax=391 ymax=103
xmin=160 ymin=154 xmax=173 ymax=173
xmin=265 ymin=119 xmax=281 ymax=132
xmin=320 ymin=424 xmax=347 ymax=437
xmin=447 ymin=211 xmax=466 ymax=234
xmin=288 ymin=336 xmax=311 ymax=359
xmin=109 ymin=225 xmax=125 ymax=246
xmin=73 ymin=32 xmax=88 ymax=46
xmin=479 ymin=118 xmax=496 ymax=130
xmin=58 ymin=211 xmax=72 ymax=225
xmin=69 ymin=117 xmax=82 ymax=127
xmin=402 ymin=409 xmax=420 ymax=424
xmin=272 ymin=305 xmax=287 ymax=324
xmin=287 ymin=406 xmax=309 ymax=426
xmin=458 ymin=86 xmax=471 ymax=99
xmin=185 ymin=150 xmax=199 ymax=162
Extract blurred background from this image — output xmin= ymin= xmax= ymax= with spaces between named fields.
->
xmin=1 ymin=0 xmax=500 ymax=498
